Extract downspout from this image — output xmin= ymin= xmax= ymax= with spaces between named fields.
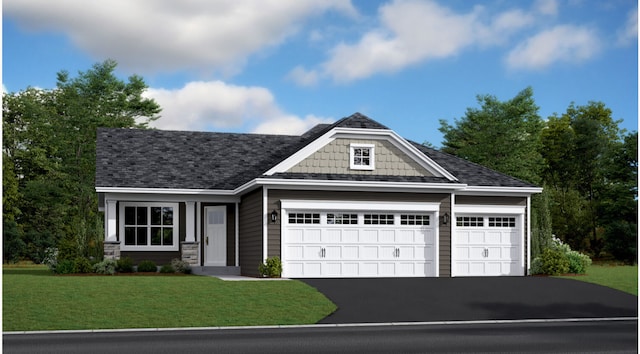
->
xmin=262 ymin=187 xmax=269 ymax=262
xmin=527 ymin=195 xmax=532 ymax=275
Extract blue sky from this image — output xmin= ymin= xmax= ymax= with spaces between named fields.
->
xmin=3 ymin=0 xmax=638 ymax=146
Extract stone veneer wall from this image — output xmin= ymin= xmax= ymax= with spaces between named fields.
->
xmin=181 ymin=242 xmax=199 ymax=266
xmin=103 ymin=241 xmax=121 ymax=260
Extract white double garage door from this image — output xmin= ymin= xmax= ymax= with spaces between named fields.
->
xmin=281 ymin=201 xmax=525 ymax=278
xmin=281 ymin=200 xmax=439 ymax=278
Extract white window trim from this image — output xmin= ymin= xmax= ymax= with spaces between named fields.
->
xmin=119 ymin=202 xmax=180 ymax=251
xmin=350 ymin=143 xmax=375 ymax=170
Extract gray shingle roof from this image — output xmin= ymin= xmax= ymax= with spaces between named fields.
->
xmin=96 ymin=113 xmax=537 ymax=190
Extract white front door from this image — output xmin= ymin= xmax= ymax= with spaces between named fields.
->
xmin=204 ymin=206 xmax=226 ymax=266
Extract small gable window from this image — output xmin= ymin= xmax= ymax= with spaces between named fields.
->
xmin=350 ymin=143 xmax=375 ymax=170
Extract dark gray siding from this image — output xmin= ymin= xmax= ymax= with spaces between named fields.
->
xmin=239 ymin=188 xmax=263 ymax=277
xmin=267 ymin=189 xmax=452 ymax=277
xmin=120 ymin=251 xmax=179 ymax=265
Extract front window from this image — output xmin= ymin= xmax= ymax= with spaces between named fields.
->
xmin=120 ymin=202 xmax=179 ymax=251
xmin=350 ymin=144 xmax=375 ymax=170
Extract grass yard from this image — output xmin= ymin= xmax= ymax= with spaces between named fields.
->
xmin=557 ymin=264 xmax=638 ymax=296
xmin=3 ymin=266 xmax=336 ymax=331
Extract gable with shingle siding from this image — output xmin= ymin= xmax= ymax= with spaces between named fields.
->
xmin=287 ymin=138 xmax=434 ymax=177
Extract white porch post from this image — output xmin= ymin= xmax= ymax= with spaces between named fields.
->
xmin=185 ymin=201 xmax=196 ymax=242
xmin=105 ymin=200 xmax=117 ymax=242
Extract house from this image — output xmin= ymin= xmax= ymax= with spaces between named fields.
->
xmin=96 ymin=113 xmax=542 ymax=278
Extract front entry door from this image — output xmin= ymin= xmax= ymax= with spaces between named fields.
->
xmin=205 ymin=206 xmax=226 ymax=266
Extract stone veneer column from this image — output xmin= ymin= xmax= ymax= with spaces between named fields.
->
xmin=103 ymin=241 xmax=121 ymax=260
xmin=181 ymin=242 xmax=200 ymax=266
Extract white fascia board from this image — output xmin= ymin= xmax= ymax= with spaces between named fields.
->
xmin=455 ymin=204 xmax=526 ymax=215
xmin=96 ymin=187 xmax=237 ymax=195
xmin=459 ymin=186 xmax=543 ymax=196
xmin=252 ymin=178 xmax=467 ymax=193
xmin=262 ymin=127 xmax=457 ymax=181
xmin=99 ymin=190 xmax=240 ymax=203
xmin=281 ymin=199 xmax=441 ymax=212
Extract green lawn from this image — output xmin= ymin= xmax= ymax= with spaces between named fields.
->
xmin=3 ymin=266 xmax=336 ymax=331
xmin=557 ymin=264 xmax=638 ymax=296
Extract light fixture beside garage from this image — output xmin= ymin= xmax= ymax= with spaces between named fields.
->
xmin=270 ymin=210 xmax=278 ymax=223
xmin=442 ymin=212 xmax=450 ymax=225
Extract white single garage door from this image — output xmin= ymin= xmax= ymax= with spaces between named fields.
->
xmin=281 ymin=201 xmax=439 ymax=278
xmin=453 ymin=211 xmax=524 ymax=276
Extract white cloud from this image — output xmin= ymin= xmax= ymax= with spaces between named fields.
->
xmin=252 ymin=114 xmax=333 ymax=135
xmin=4 ymin=0 xmax=357 ymax=74
xmin=304 ymin=0 xmax=536 ymax=84
xmin=286 ymin=66 xmax=320 ymax=87
xmin=534 ymin=0 xmax=559 ymax=16
xmin=506 ymin=25 xmax=600 ymax=70
xmin=617 ymin=8 xmax=638 ymax=46
xmin=144 ymin=81 xmax=333 ymax=135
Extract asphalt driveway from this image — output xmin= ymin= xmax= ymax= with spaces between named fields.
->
xmin=302 ymin=277 xmax=638 ymax=324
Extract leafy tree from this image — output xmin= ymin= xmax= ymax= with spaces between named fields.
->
xmin=439 ymin=87 xmax=545 ymax=185
xmin=2 ymin=60 xmax=161 ymax=263
xmin=439 ymin=87 xmax=552 ymax=261
xmin=541 ymin=102 xmax=637 ymax=258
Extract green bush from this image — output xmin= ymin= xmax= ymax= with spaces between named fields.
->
xmin=55 ymin=259 xmax=76 ymax=274
xmin=171 ymin=258 xmax=192 ymax=274
xmin=74 ymin=257 xmax=93 ymax=274
xmin=137 ymin=260 xmax=157 ymax=272
xmin=566 ymin=250 xmax=592 ymax=274
xmin=259 ymin=256 xmax=282 ymax=278
xmin=530 ymin=257 xmax=544 ymax=275
xmin=116 ymin=257 xmax=134 ymax=273
xmin=537 ymin=248 xmax=570 ymax=275
xmin=93 ymin=259 xmax=117 ymax=275
xmin=160 ymin=264 xmax=175 ymax=273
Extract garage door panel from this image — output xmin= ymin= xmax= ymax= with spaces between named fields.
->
xmin=325 ymin=229 xmax=341 ymax=243
xmin=486 ymin=232 xmax=502 ymax=244
xmin=362 ymin=246 xmax=379 ymax=259
xmin=361 ymin=230 xmax=378 ymax=243
xmin=343 ymin=246 xmax=359 ymax=258
xmin=305 ymin=229 xmax=322 ymax=243
xmin=325 ymin=245 xmax=341 ymax=259
xmin=342 ymin=230 xmax=359 ymax=243
xmin=379 ymin=230 xmax=395 ymax=243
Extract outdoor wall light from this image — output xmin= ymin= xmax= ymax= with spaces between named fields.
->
xmin=270 ymin=210 xmax=278 ymax=223
xmin=442 ymin=212 xmax=450 ymax=225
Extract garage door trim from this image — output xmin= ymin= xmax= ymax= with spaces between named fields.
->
xmin=452 ymin=204 xmax=525 ymax=277
xmin=280 ymin=200 xmax=441 ymax=278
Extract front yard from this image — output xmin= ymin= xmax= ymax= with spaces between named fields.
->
xmin=3 ymin=266 xmax=336 ymax=331
xmin=556 ymin=264 xmax=638 ymax=296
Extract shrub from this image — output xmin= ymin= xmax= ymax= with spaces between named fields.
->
xmin=259 ymin=256 xmax=282 ymax=278
xmin=537 ymin=248 xmax=570 ymax=276
xmin=93 ymin=259 xmax=117 ymax=275
xmin=530 ymin=257 xmax=544 ymax=275
xmin=171 ymin=258 xmax=192 ymax=274
xmin=55 ymin=259 xmax=76 ymax=274
xmin=116 ymin=257 xmax=134 ymax=273
xmin=74 ymin=257 xmax=93 ymax=274
xmin=137 ymin=260 xmax=157 ymax=272
xmin=43 ymin=247 xmax=59 ymax=272
xmin=160 ymin=264 xmax=175 ymax=273
xmin=565 ymin=250 xmax=592 ymax=274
